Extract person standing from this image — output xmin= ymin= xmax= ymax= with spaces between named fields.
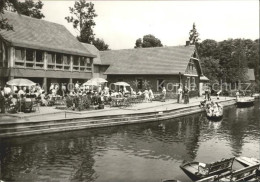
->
xmin=236 ymin=90 xmax=240 ymax=99
xmin=49 ymin=83 xmax=54 ymax=94
xmin=148 ymin=88 xmax=154 ymax=102
xmin=4 ymin=85 xmax=11 ymax=97
xmin=161 ymin=87 xmax=166 ymax=102
xmin=61 ymin=84 xmax=66 ymax=98
xmin=177 ymin=85 xmax=183 ymax=103
xmin=205 ymin=86 xmax=211 ymax=101
xmin=183 ymin=86 xmax=189 ymax=104
xmin=144 ymin=88 xmax=149 ymax=102
xmin=0 ymin=87 xmax=5 ymax=113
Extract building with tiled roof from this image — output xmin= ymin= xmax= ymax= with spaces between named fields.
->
xmin=81 ymin=43 xmax=109 ymax=79
xmin=0 ymin=11 xmax=96 ymax=90
xmin=99 ymin=45 xmax=203 ymax=95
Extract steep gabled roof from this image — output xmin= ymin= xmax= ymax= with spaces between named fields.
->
xmin=0 ymin=11 xmax=95 ymax=57
xmin=81 ymin=43 xmax=101 ymax=64
xmin=100 ymin=45 xmax=195 ymax=75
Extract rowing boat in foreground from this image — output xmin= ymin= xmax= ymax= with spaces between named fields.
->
xmin=196 ymin=163 xmax=260 ymax=182
xmin=179 ymin=157 xmax=235 ymax=181
xmin=181 ymin=157 xmax=260 ymax=182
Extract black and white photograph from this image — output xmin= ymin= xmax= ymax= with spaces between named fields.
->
xmin=0 ymin=0 xmax=259 ymax=181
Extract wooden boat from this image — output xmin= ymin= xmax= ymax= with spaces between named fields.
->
xmin=235 ymin=156 xmax=260 ymax=167
xmin=179 ymin=157 xmax=235 ymax=181
xmin=196 ymin=164 xmax=260 ymax=182
xmin=236 ymin=97 xmax=254 ymax=107
xmin=205 ymin=102 xmax=223 ymax=121
xmin=252 ymin=93 xmax=260 ymax=99
xmin=195 ymin=157 xmax=260 ymax=182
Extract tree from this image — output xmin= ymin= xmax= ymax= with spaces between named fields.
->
xmin=200 ymin=57 xmax=221 ymax=84
xmin=93 ymin=38 xmax=109 ymax=51
xmin=0 ymin=0 xmax=20 ymax=30
xmin=134 ymin=34 xmax=163 ymax=48
xmin=65 ymin=0 xmax=97 ymax=43
xmin=197 ymin=39 xmax=218 ymax=58
xmin=189 ymin=23 xmax=200 ymax=45
xmin=14 ymin=0 xmax=44 ymax=19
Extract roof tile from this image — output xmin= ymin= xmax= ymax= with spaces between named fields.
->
xmin=0 ymin=11 xmax=95 ymax=57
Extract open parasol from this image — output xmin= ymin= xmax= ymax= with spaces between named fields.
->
xmin=83 ymin=80 xmax=99 ymax=86
xmin=7 ymin=78 xmax=36 ymax=87
xmin=89 ymin=77 xmax=107 ymax=84
xmin=114 ymin=82 xmax=130 ymax=87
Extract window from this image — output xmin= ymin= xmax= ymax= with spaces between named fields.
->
xmin=86 ymin=58 xmax=92 ymax=71
xmin=47 ymin=52 xmax=55 ymax=64
xmin=26 ymin=49 xmax=34 ymax=61
xmin=157 ymin=79 xmax=165 ymax=90
xmin=137 ymin=79 xmax=143 ymax=90
xmin=73 ymin=56 xmax=79 ymax=71
xmin=36 ymin=50 xmax=43 ymax=62
xmin=73 ymin=56 xmax=79 ymax=66
xmin=14 ymin=47 xmax=25 ymax=67
xmin=63 ymin=55 xmax=70 ymax=65
xmin=15 ymin=47 xmax=25 ymax=61
xmin=186 ymin=77 xmax=190 ymax=90
xmin=191 ymin=77 xmax=196 ymax=91
xmin=79 ymin=57 xmax=85 ymax=71
xmin=80 ymin=57 xmax=85 ymax=66
xmin=56 ymin=53 xmax=62 ymax=64
xmin=63 ymin=55 xmax=70 ymax=70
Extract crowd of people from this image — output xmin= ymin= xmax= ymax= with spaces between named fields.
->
xmin=0 ymin=80 xmax=196 ymax=113
xmin=0 ymin=84 xmax=45 ymax=113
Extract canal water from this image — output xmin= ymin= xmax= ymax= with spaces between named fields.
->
xmin=0 ymin=101 xmax=259 ymax=182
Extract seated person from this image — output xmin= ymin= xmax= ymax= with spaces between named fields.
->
xmin=137 ymin=90 xmax=142 ymax=95
xmin=40 ymin=92 xmax=48 ymax=106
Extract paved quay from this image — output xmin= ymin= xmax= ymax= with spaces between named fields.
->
xmin=2 ymin=96 xmax=235 ymax=123
xmin=0 ymin=96 xmax=236 ymax=138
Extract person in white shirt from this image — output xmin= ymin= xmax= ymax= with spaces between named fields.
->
xmin=49 ymin=83 xmax=54 ymax=93
xmin=18 ymin=88 xmax=25 ymax=98
xmin=162 ymin=87 xmax=166 ymax=102
xmin=13 ymin=86 xmax=18 ymax=93
xmin=148 ymin=88 xmax=154 ymax=102
xmin=75 ymin=81 xmax=79 ymax=90
xmin=4 ymin=85 xmax=11 ymax=96
xmin=177 ymin=85 xmax=183 ymax=103
xmin=144 ymin=88 xmax=149 ymax=102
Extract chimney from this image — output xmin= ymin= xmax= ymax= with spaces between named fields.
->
xmin=186 ymin=41 xmax=190 ymax=46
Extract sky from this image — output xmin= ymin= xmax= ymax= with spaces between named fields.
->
xmin=41 ymin=1 xmax=259 ymax=50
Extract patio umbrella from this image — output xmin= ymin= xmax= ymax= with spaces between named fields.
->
xmin=83 ymin=80 xmax=99 ymax=86
xmin=114 ymin=82 xmax=130 ymax=87
xmin=7 ymin=78 xmax=36 ymax=87
xmin=6 ymin=78 xmax=36 ymax=114
xmin=89 ymin=77 xmax=107 ymax=84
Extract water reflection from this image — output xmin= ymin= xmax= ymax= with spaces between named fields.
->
xmin=0 ymin=101 xmax=259 ymax=182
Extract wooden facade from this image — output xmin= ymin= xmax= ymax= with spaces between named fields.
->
xmin=0 ymin=11 xmax=96 ymax=90
xmin=0 ymin=40 xmax=94 ymax=90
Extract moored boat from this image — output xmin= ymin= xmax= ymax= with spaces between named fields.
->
xmin=196 ymin=163 xmax=260 ymax=182
xmin=235 ymin=156 xmax=260 ymax=167
xmin=252 ymin=93 xmax=260 ymax=99
xmin=180 ymin=157 xmax=235 ymax=181
xmin=236 ymin=97 xmax=254 ymax=107
xmin=205 ymin=102 xmax=223 ymax=121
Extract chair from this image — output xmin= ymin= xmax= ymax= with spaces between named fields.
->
xmin=32 ymin=100 xmax=40 ymax=112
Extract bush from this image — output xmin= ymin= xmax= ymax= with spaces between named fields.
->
xmin=65 ymin=95 xmax=91 ymax=111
